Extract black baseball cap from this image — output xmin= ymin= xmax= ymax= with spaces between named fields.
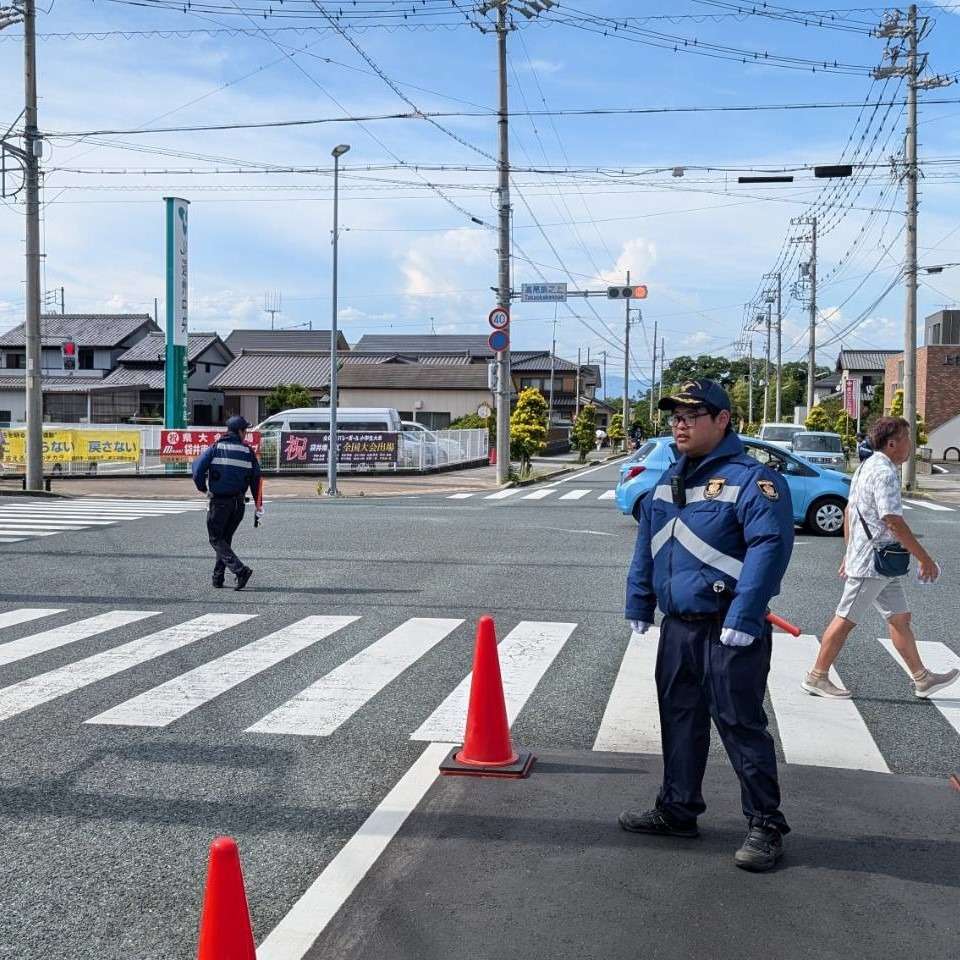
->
xmin=226 ymin=415 xmax=251 ymax=432
xmin=658 ymin=378 xmax=731 ymax=413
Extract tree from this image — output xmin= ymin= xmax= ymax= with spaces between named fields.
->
xmin=889 ymin=390 xmax=928 ymax=445
xmin=804 ymin=404 xmax=832 ymax=432
xmin=571 ymin=403 xmax=598 ymax=463
xmin=509 ymin=388 xmax=547 ymax=476
xmin=608 ymin=413 xmax=625 ymax=446
xmin=264 ymin=383 xmax=315 ymax=416
xmin=449 ymin=413 xmax=486 ymax=429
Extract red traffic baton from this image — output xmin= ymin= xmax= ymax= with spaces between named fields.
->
xmin=766 ymin=612 xmax=800 ymax=637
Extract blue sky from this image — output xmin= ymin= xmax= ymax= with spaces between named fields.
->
xmin=2 ymin=1 xmax=960 ymax=398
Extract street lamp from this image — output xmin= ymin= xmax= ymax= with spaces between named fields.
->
xmin=327 ymin=143 xmax=350 ymax=497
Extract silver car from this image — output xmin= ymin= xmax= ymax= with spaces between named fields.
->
xmin=791 ymin=431 xmax=847 ymax=470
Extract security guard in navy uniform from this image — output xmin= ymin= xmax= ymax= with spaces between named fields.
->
xmin=622 ymin=379 xmax=794 ymax=872
xmin=192 ymin=415 xmax=262 ymax=591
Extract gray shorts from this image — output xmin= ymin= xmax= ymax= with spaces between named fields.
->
xmin=836 ymin=576 xmax=908 ymax=624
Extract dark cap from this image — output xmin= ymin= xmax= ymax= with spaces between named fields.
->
xmin=226 ymin=415 xmax=251 ymax=432
xmin=658 ymin=378 xmax=731 ymax=413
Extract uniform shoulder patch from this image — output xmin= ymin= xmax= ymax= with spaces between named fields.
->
xmin=756 ymin=479 xmax=779 ymax=501
xmin=704 ymin=478 xmax=726 ymax=500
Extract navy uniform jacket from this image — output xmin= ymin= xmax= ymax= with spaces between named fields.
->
xmin=625 ymin=431 xmax=794 ymax=639
xmin=192 ymin=431 xmax=262 ymax=498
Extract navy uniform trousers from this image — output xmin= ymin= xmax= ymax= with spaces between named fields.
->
xmin=207 ymin=493 xmax=247 ymax=578
xmin=655 ymin=615 xmax=789 ymax=833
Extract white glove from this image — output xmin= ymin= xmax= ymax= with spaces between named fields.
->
xmin=629 ymin=620 xmax=652 ymax=635
xmin=255 ymin=509 xmax=264 ymax=520
xmin=720 ymin=628 xmax=754 ymax=647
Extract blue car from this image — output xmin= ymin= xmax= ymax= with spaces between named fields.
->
xmin=615 ymin=434 xmax=851 ymax=536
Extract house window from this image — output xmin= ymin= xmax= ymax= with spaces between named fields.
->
xmin=78 ymin=348 xmax=95 ymax=370
xmin=932 ymin=323 xmax=941 ymax=345
xmin=5 ymin=353 xmax=25 ymax=369
xmin=43 ymin=393 xmax=87 ymax=423
xmin=420 ymin=412 xmax=451 ymax=430
xmin=519 ymin=377 xmax=547 ymax=392
xmin=204 ymin=363 xmax=212 ymax=373
xmin=0 ymin=410 xmax=11 ymax=425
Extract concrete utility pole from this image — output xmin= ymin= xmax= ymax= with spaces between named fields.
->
xmin=327 ymin=143 xmax=350 ymax=497
xmin=657 ymin=336 xmax=665 ymax=414
xmin=599 ymin=350 xmax=607 ymax=405
xmin=622 ymin=270 xmax=630 ymax=449
xmin=22 ymin=0 xmax=42 ymax=490
xmin=649 ymin=315 xmax=658 ymax=422
xmin=748 ymin=340 xmax=754 ymax=425
xmin=806 ymin=218 xmax=818 ymax=412
xmin=873 ymin=5 xmax=952 ymax=489
xmin=763 ymin=300 xmax=772 ymax=424
xmin=575 ymin=346 xmax=581 ymax=418
xmin=547 ymin=313 xmax=556 ymax=425
xmin=494 ymin=1 xmax=512 ymax=484
xmin=773 ymin=272 xmax=783 ymax=421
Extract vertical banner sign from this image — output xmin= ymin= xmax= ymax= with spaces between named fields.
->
xmin=164 ymin=197 xmax=190 ymax=428
xmin=843 ymin=376 xmax=860 ymax=419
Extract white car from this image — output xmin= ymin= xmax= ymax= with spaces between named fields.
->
xmin=791 ymin=431 xmax=847 ymax=470
xmin=400 ymin=421 xmax=463 ymax=465
xmin=758 ymin=422 xmax=805 ymax=450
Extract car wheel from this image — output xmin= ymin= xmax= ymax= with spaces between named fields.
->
xmin=806 ymin=496 xmax=846 ymax=536
xmin=632 ymin=498 xmax=643 ymax=523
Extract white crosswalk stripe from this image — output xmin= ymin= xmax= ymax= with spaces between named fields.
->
xmin=879 ymin=638 xmax=960 ymax=737
xmin=411 ymin=620 xmax=577 ymax=742
xmin=0 ymin=610 xmax=159 ymax=667
xmin=0 ymin=606 xmax=955 ymax=776
xmin=522 ymin=489 xmax=555 ymax=500
xmin=446 ymin=493 xmax=475 ymax=500
xmin=0 ymin=614 xmax=252 ymax=724
xmin=249 ymin=617 xmax=462 ymax=737
xmin=559 ymin=489 xmax=591 ymax=500
xmin=91 ymin=616 xmax=358 ymax=729
xmin=0 ymin=498 xmax=204 ymax=544
xmin=483 ymin=488 xmax=522 ymax=500
xmin=903 ymin=498 xmax=955 ymax=512
xmin=598 ymin=490 xmax=617 ymax=500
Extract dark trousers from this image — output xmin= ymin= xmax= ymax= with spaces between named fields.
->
xmin=655 ymin=616 xmax=789 ymax=833
xmin=206 ymin=494 xmax=247 ymax=578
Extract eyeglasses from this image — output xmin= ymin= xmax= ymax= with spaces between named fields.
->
xmin=668 ymin=409 xmax=712 ymax=428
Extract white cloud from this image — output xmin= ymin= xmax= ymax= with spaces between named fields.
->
xmin=595 ymin=237 xmax=658 ymax=285
xmin=519 ymin=59 xmax=564 ymax=75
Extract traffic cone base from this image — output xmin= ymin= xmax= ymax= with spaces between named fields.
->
xmin=439 ymin=745 xmax=535 ymax=779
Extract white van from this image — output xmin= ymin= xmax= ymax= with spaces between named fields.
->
xmin=255 ymin=407 xmax=403 ymax=433
xmin=758 ymin=422 xmax=805 ymax=451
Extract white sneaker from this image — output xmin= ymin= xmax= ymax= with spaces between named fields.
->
xmin=913 ymin=668 xmax=960 ymax=699
xmin=801 ymin=672 xmax=852 ymax=699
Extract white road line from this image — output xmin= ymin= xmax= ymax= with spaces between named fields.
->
xmin=903 ymin=498 xmax=955 ymax=512
xmin=0 ymin=610 xmax=159 ymax=668
xmin=767 ymin=633 xmax=889 ymax=773
xmin=0 ymin=614 xmax=252 ymax=725
xmin=0 ymin=514 xmax=123 ymax=523
xmin=879 ymin=638 xmax=960 ymax=737
xmin=0 ymin=609 xmax=65 ymax=630
xmin=0 ymin=537 xmax=25 ymax=543
xmin=0 ymin=528 xmax=66 ymax=537
xmin=484 ymin=488 xmax=521 ymax=500
xmin=550 ymin=459 xmax=624 ymax=485
xmin=0 ymin=519 xmax=113 ymax=528
xmin=559 ymin=489 xmax=591 ymax=500
xmin=598 ymin=490 xmax=616 ymax=500
xmin=903 ymin=505 xmax=914 ymax=510
xmin=4 ymin=506 xmax=185 ymax=515
xmin=65 ymin=499 xmax=202 ymax=507
xmin=446 ymin=493 xmax=475 ymax=500
xmin=90 ymin=616 xmax=357 ymax=728
xmin=411 ymin=620 xmax=577 ymax=742
xmin=249 ymin=618 xmax=463 ymax=737
xmin=594 ymin=628 xmax=661 ymax=753
xmin=522 ymin=489 xmax=555 ymax=500
xmin=256 ymin=741 xmax=447 ymax=960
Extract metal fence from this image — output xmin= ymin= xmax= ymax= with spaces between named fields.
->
xmin=0 ymin=424 xmax=489 ymax=477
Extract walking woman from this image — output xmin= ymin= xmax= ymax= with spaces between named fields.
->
xmin=802 ymin=416 xmax=959 ymax=699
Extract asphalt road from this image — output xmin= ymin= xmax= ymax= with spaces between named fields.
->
xmin=0 ymin=459 xmax=958 ymax=959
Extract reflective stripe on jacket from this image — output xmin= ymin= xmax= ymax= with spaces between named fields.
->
xmin=625 ymin=431 xmax=795 ymax=639
xmin=192 ymin=432 xmax=262 ymax=497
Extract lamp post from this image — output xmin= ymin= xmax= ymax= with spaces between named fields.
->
xmin=327 ymin=143 xmax=350 ymax=496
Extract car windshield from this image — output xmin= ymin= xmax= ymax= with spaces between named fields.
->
xmin=632 ymin=441 xmax=657 ymax=462
xmin=794 ymin=435 xmax=843 ymax=453
xmin=761 ymin=426 xmax=800 ymax=441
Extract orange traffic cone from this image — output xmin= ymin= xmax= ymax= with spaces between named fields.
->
xmin=439 ymin=615 xmax=535 ymax=778
xmin=196 ymin=836 xmax=256 ymax=960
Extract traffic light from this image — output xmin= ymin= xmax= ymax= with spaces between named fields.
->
xmin=62 ymin=340 xmax=76 ymax=370
xmin=607 ymin=284 xmax=648 ymax=300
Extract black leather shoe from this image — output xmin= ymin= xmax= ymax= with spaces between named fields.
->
xmin=734 ymin=824 xmax=784 ymax=872
xmin=234 ymin=567 xmax=252 ymax=591
xmin=619 ymin=808 xmax=699 ymax=838
xmin=212 ymin=576 xmax=224 ymax=589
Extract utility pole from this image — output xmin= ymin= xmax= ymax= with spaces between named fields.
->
xmin=649 ymin=316 xmax=658 ymax=422
xmin=748 ymin=340 xmax=754 ymax=425
xmin=622 ymin=269 xmax=630 ymax=450
xmin=575 ymin=346 xmax=581 ymax=419
xmin=657 ymin=336 xmax=665 ymax=415
xmin=790 ymin=215 xmax=818 ymax=413
xmin=599 ymin=349 xmax=607 ymax=405
xmin=22 ymin=0 xmax=42 ymax=491
xmin=494 ymin=0 xmax=512 ymax=484
xmin=873 ymin=6 xmax=952 ymax=489
xmin=763 ymin=300 xmax=772 ymax=424
xmin=773 ymin=272 xmax=783 ymax=421
xmin=154 ymin=297 xmax=158 ymax=324
xmin=548 ymin=313 xmax=556 ymax=425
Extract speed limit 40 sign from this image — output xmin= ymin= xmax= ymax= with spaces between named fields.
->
xmin=488 ymin=307 xmax=510 ymax=330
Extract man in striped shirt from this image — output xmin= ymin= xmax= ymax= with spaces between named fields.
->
xmin=192 ymin=416 xmax=262 ymax=591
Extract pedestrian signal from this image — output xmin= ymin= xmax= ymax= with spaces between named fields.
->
xmin=607 ymin=285 xmax=648 ymax=300
xmin=62 ymin=340 xmax=77 ymax=370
